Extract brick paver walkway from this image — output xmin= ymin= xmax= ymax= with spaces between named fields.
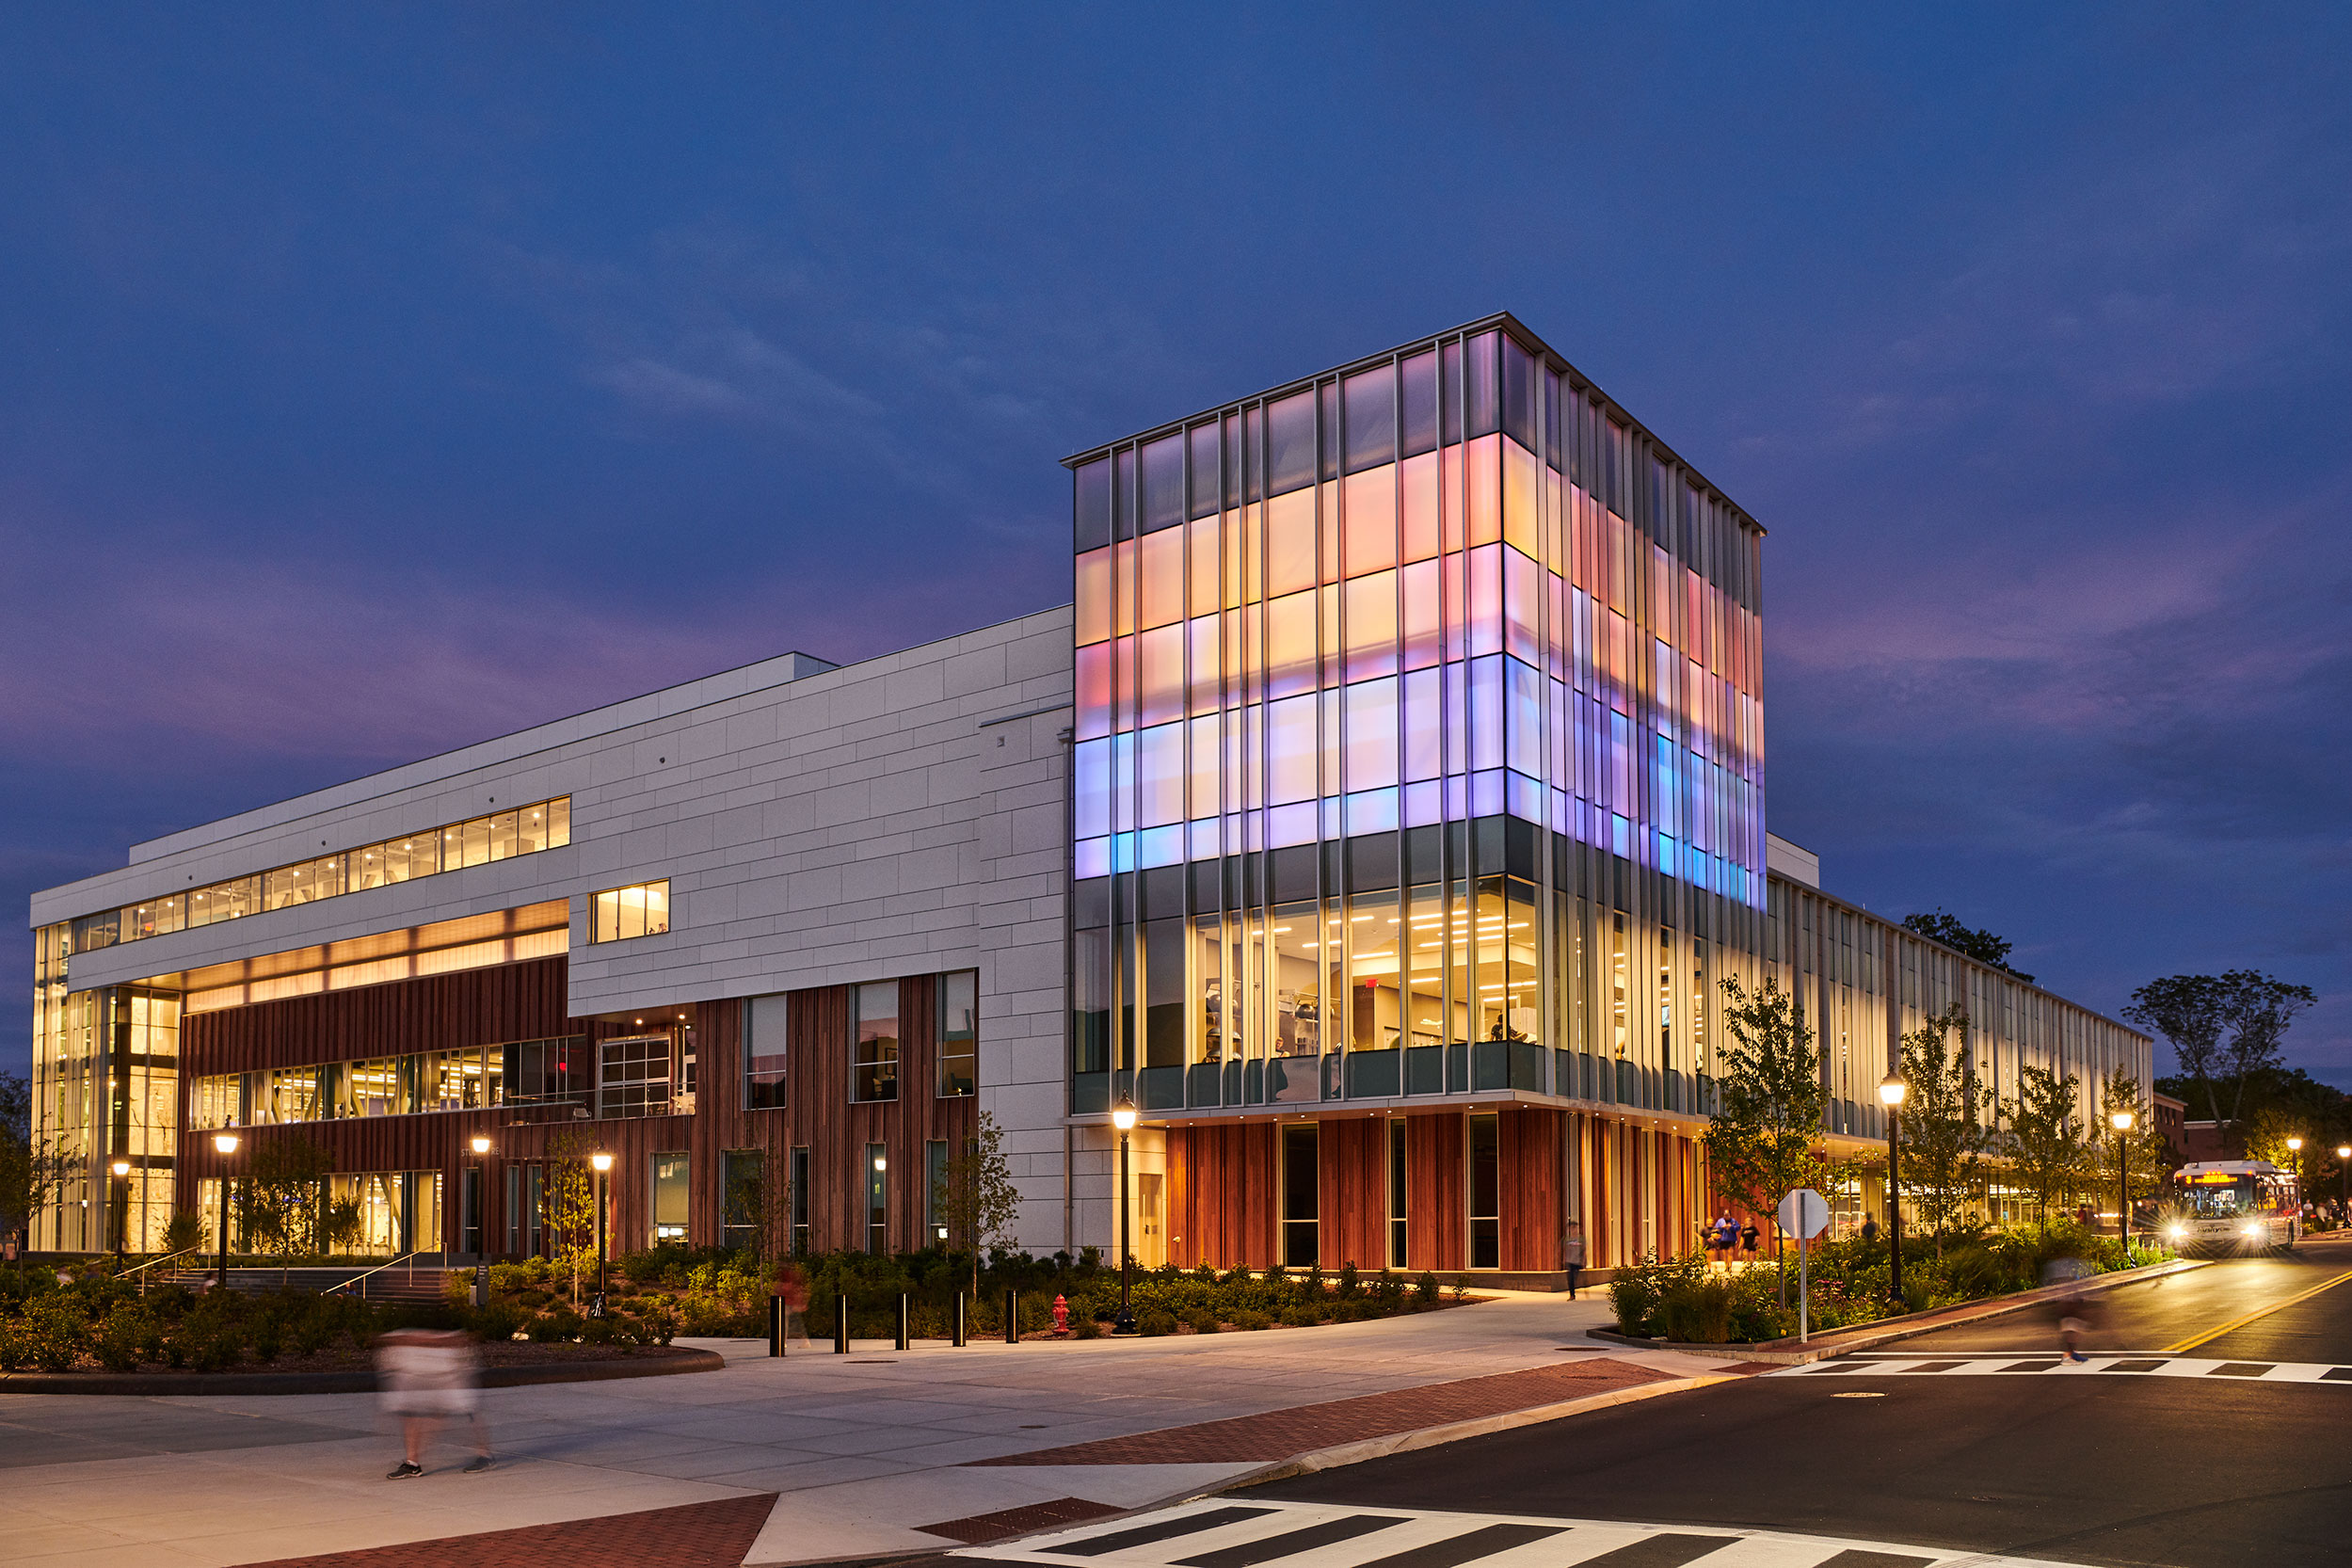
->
xmin=969 ymin=1355 xmax=1678 ymax=1465
xmin=243 ymin=1494 xmax=777 ymax=1568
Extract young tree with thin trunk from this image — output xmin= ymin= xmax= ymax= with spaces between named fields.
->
xmin=1704 ymin=977 xmax=1834 ymax=1298
xmin=541 ymin=1130 xmax=601 ymax=1304
xmin=2002 ymin=1064 xmax=2086 ymax=1235
xmin=2093 ymin=1067 xmax=2168 ymax=1223
xmin=1897 ymin=1004 xmax=1992 ymax=1252
xmin=935 ymin=1112 xmax=1023 ymax=1299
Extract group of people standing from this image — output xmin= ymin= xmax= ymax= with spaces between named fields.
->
xmin=1703 ymin=1212 xmax=1761 ymax=1268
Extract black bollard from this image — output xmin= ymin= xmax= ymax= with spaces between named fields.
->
xmin=835 ymin=1292 xmax=850 ymax=1354
xmin=769 ymin=1295 xmax=786 ymax=1357
xmin=1004 ymin=1288 xmax=1018 ymax=1345
xmin=953 ymin=1291 xmax=968 ymax=1347
xmin=896 ymin=1292 xmax=911 ymax=1352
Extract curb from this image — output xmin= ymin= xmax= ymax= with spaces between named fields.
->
xmin=0 ymin=1347 xmax=723 ymax=1396
xmin=1581 ymin=1257 xmax=2214 ymax=1366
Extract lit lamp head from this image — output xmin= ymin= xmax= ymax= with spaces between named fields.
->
xmin=2111 ymin=1109 xmax=2136 ymax=1133
xmin=872 ymin=1154 xmax=887 ymax=1172
xmin=470 ymin=1136 xmax=492 ymax=1156
xmin=1112 ymin=1097 xmax=1139 ymax=1132
xmin=212 ymin=1132 xmax=240 ymax=1157
xmin=1877 ymin=1072 xmax=1906 ymax=1109
xmin=2287 ymin=1136 xmax=2304 ymax=1154
xmin=2337 ymin=1144 xmax=2350 ymax=1161
xmin=589 ymin=1152 xmax=613 ymax=1174
xmin=110 ymin=1160 xmax=131 ymax=1178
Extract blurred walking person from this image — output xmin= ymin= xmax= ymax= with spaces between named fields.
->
xmin=1563 ymin=1220 xmax=1586 ymax=1299
xmin=378 ymin=1327 xmax=492 ymax=1478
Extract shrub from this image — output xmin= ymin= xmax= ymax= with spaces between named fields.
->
xmin=1279 ymin=1304 xmax=1321 ymax=1327
xmin=1659 ymin=1279 xmax=1734 ymax=1344
xmin=1414 ymin=1272 xmax=1442 ymax=1308
xmin=1071 ymin=1315 xmax=1102 ymax=1339
xmin=531 ymin=1306 xmax=584 ymax=1342
xmin=1231 ymin=1309 xmax=1271 ymax=1332
xmin=1608 ymin=1251 xmax=1704 ymax=1338
xmin=1139 ymin=1309 xmax=1179 ymax=1337
xmin=1188 ymin=1311 xmax=1221 ymax=1335
xmin=93 ymin=1302 xmax=147 ymax=1371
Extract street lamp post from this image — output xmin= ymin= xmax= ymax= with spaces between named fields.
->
xmin=212 ymin=1132 xmax=240 ymax=1288
xmin=1111 ymin=1097 xmax=1138 ymax=1335
xmin=1879 ymin=1071 xmax=1907 ymax=1305
xmin=469 ymin=1136 xmax=492 ymax=1305
xmin=2111 ymin=1109 xmax=2136 ymax=1248
xmin=2336 ymin=1144 xmax=2350 ymax=1230
xmin=589 ymin=1152 xmax=614 ymax=1316
xmin=2286 ymin=1136 xmax=2305 ymax=1231
xmin=109 ymin=1160 xmax=131 ymax=1263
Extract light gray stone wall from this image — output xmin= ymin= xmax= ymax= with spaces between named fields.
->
xmin=36 ymin=609 xmax=1085 ymax=1253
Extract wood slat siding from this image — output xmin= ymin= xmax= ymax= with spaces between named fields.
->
xmin=184 ymin=956 xmax=573 ymax=1076
xmin=176 ymin=957 xmax=976 ymax=1257
xmin=1318 ymin=1118 xmax=1386 ymax=1271
xmin=1498 ymin=1106 xmax=1562 ymax=1272
xmin=1166 ymin=1121 xmax=1275 ymax=1270
xmin=1409 ymin=1112 xmax=1464 ymax=1272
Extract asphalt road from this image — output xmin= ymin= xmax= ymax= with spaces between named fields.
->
xmin=1252 ymin=1239 xmax=2352 ymax=1568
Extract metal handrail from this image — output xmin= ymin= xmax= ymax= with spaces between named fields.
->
xmin=122 ymin=1245 xmax=206 ymax=1295
xmin=323 ymin=1251 xmax=424 ymax=1299
xmin=121 ymin=1245 xmax=204 ymax=1280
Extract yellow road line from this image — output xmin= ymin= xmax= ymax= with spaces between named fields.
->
xmin=2160 ymin=1264 xmax=2352 ymax=1353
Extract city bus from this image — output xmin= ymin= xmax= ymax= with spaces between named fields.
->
xmin=2167 ymin=1161 xmax=2301 ymax=1254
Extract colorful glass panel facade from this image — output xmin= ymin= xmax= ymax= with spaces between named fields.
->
xmin=1068 ymin=318 xmax=1768 ymax=1117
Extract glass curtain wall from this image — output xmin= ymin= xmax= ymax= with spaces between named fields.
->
xmin=25 ymin=952 xmax=180 ymax=1255
xmin=1069 ymin=322 xmax=1768 ymax=1115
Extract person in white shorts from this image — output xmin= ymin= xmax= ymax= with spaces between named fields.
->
xmin=377 ymin=1327 xmax=493 ymax=1478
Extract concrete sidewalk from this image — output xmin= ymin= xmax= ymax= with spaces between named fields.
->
xmin=0 ymin=1295 xmax=1755 ymax=1568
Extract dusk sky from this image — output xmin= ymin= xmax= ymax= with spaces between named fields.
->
xmin=4 ymin=7 xmax=2346 ymax=1087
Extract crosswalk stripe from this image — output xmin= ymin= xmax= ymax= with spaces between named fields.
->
xmin=954 ymin=1498 xmax=2110 ymax=1568
xmin=1177 ymin=1516 xmax=1406 ymax=1568
xmin=1050 ymin=1507 xmax=1279 ymax=1557
xmin=1771 ymin=1353 xmax=2352 ymax=1382
xmin=1563 ymin=1535 xmax=1735 ymax=1566
xmin=1352 ymin=1524 xmax=1568 ymax=1568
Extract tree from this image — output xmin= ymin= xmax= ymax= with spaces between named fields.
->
xmin=2124 ymin=975 xmax=2229 ymax=1124
xmin=2003 ymin=1064 xmax=2088 ymax=1235
xmin=2216 ymin=970 xmax=2316 ymax=1125
xmin=1897 ymin=1004 xmax=1994 ymax=1249
xmin=1901 ymin=910 xmax=2035 ymax=984
xmin=2092 ymin=1067 xmax=2168 ymax=1220
xmin=237 ymin=1136 xmax=338 ymax=1270
xmin=1704 ymin=976 xmax=1836 ymax=1297
xmin=541 ymin=1130 xmax=602 ymax=1304
xmin=0 ymin=1070 xmax=72 ymax=1250
xmin=935 ymin=1112 xmax=1023 ymax=1298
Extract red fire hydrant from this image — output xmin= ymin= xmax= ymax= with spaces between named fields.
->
xmin=1051 ymin=1293 xmax=1070 ymax=1336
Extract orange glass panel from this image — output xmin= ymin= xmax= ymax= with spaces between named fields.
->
xmin=1139 ymin=623 xmax=1185 ymax=728
xmin=1344 ymin=570 xmax=1398 ymax=682
xmin=1140 ymin=527 xmax=1184 ymax=630
xmin=1189 ymin=514 xmax=1220 ymax=617
xmin=1502 ymin=437 xmax=1539 ymax=555
xmin=1466 ymin=433 xmax=1501 ymax=548
xmin=1266 ymin=591 xmax=1317 ymax=700
xmin=1343 ymin=464 xmax=1397 ymax=577
xmin=1401 ymin=451 xmax=1440 ymax=562
xmin=1076 ymin=547 xmax=1111 ymax=647
xmin=1266 ymin=488 xmax=1318 ymax=598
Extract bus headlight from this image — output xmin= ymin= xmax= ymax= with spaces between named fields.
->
xmin=2243 ymin=1222 xmax=2265 ymax=1239
xmin=2166 ymin=1225 xmax=2187 ymax=1241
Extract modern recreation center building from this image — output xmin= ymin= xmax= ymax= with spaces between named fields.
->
xmin=26 ymin=314 xmax=2152 ymax=1279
